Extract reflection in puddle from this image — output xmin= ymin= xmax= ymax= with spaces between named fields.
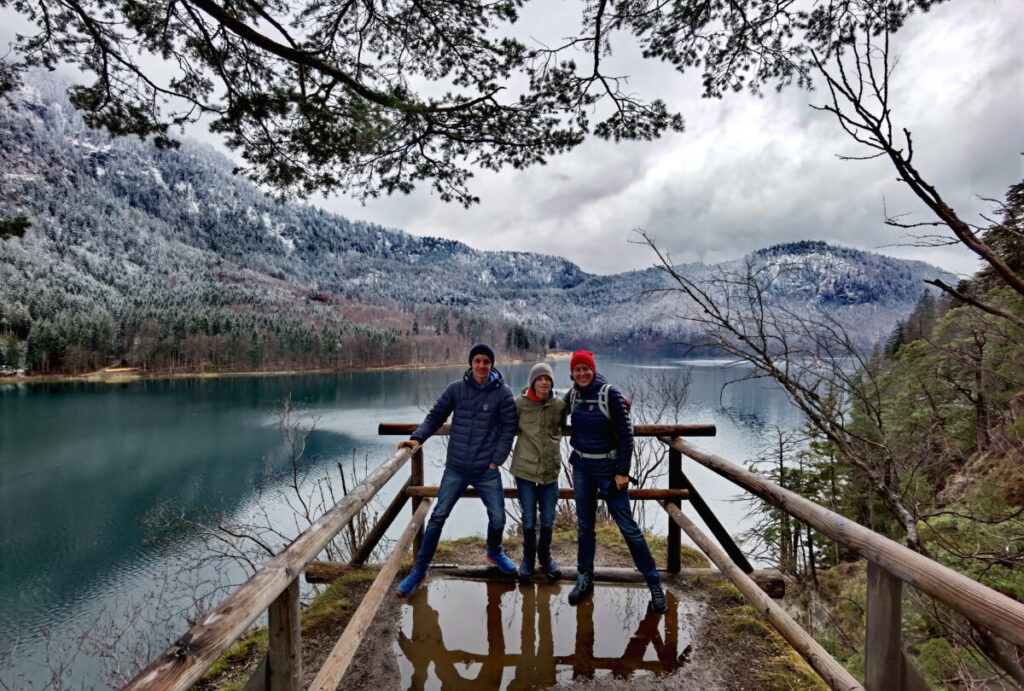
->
xmin=395 ymin=579 xmax=697 ymax=689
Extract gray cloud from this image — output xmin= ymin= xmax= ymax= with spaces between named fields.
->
xmin=319 ymin=0 xmax=1021 ymax=277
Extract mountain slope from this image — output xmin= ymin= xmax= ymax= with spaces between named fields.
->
xmin=0 ymin=77 xmax=955 ymax=373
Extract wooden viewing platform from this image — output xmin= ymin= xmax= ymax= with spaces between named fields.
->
xmin=123 ymin=422 xmax=1024 ymax=691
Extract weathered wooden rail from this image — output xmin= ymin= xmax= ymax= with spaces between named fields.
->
xmin=661 ymin=436 xmax=1024 ymax=691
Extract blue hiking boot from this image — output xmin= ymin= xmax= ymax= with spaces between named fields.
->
xmin=395 ymin=569 xmax=428 ymax=597
xmin=486 ymin=550 xmax=518 ymax=575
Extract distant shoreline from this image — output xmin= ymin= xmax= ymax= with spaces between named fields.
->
xmin=0 ymin=351 xmax=574 ymax=386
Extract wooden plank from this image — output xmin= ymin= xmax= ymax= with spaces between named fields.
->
xmin=866 ymin=562 xmax=902 ymax=691
xmin=309 ymin=499 xmax=433 ymax=691
xmin=348 ymin=478 xmax=411 ymax=566
xmin=666 ymin=436 xmax=1024 ymax=648
xmin=266 ymin=577 xmax=301 ymax=691
xmin=661 ymin=502 xmax=863 ymax=691
xmin=304 ymin=561 xmax=786 ymax=598
xmin=378 ymin=423 xmax=716 ymax=437
xmin=405 ymin=486 xmax=689 ymax=500
xmin=667 ymin=448 xmax=683 ymax=573
xmin=124 ymin=447 xmax=414 ymax=691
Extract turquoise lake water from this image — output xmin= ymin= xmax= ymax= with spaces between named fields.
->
xmin=0 ymin=357 xmax=802 ymax=688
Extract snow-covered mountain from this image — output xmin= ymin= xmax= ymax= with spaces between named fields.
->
xmin=0 ymin=77 xmax=954 ymax=370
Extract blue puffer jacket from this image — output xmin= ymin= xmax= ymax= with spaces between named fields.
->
xmin=411 ymin=368 xmax=517 ymax=474
xmin=565 ymin=373 xmax=633 ymax=477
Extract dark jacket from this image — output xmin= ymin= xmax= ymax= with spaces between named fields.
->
xmin=411 ymin=368 xmax=517 ymax=474
xmin=565 ymin=373 xmax=633 ymax=477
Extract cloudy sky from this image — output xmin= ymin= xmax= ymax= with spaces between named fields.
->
xmin=4 ymin=0 xmax=1021 ymax=276
xmin=318 ymin=0 xmax=1022 ymax=277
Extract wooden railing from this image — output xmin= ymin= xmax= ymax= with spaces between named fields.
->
xmin=123 ymin=424 xmax=718 ymax=691
xmin=124 ymin=446 xmax=415 ymax=690
xmin=122 ymin=424 xmax=1021 ymax=691
xmin=661 ymin=436 xmax=1024 ymax=691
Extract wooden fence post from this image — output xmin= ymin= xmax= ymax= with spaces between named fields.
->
xmin=266 ymin=576 xmax=302 ymax=691
xmin=866 ymin=562 xmax=903 ymax=690
xmin=667 ymin=447 xmax=683 ymax=573
xmin=412 ymin=447 xmax=424 ymax=554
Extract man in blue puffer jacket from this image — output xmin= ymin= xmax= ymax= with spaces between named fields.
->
xmin=565 ymin=349 xmax=667 ymax=613
xmin=395 ymin=343 xmax=518 ymax=596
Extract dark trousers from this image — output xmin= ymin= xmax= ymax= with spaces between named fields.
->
xmin=412 ymin=466 xmax=505 ymax=573
xmin=572 ymin=463 xmax=657 ymax=578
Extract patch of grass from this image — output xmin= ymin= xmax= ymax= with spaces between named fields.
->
xmin=200 ymin=627 xmax=268 ymax=684
xmin=552 ymin=528 xmax=577 ymax=544
xmin=646 ymin=534 xmax=710 ymax=568
xmin=594 ymin=524 xmax=627 ymax=548
xmin=303 ymin=567 xmax=377 ymax=632
xmin=759 ymin=646 xmax=830 ymax=691
xmin=432 ymin=535 xmax=486 ymax=561
xmin=713 ymin=582 xmax=828 ymax=690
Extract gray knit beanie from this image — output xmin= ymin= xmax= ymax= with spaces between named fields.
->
xmin=528 ymin=362 xmax=554 ymax=391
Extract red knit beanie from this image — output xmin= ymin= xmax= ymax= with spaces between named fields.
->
xmin=570 ymin=350 xmax=597 ymax=372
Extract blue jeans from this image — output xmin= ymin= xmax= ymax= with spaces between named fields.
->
xmin=412 ymin=466 xmax=506 ymax=573
xmin=515 ymin=477 xmax=558 ymax=531
xmin=572 ymin=464 xmax=657 ymax=578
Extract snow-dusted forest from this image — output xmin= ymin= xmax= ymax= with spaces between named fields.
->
xmin=0 ymin=76 xmax=953 ymax=375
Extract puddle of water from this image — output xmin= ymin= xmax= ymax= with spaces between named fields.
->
xmin=395 ymin=579 xmax=698 ymax=690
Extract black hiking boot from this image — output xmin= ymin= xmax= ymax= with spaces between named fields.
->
xmin=648 ymin=584 xmax=667 ymax=613
xmin=568 ymin=571 xmax=594 ymax=605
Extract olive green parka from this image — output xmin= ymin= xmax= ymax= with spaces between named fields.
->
xmin=509 ymin=392 xmax=567 ymax=485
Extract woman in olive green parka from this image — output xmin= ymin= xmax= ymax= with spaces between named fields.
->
xmin=510 ymin=362 xmax=566 ymax=580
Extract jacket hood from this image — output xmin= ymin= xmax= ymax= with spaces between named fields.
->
xmin=464 ymin=366 xmax=504 ymax=389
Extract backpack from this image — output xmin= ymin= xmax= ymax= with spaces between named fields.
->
xmin=569 ymin=384 xmax=612 ymax=419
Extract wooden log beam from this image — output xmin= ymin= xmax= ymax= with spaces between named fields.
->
xmin=378 ymin=423 xmax=716 ymax=437
xmin=309 ymin=499 xmax=432 ymax=691
xmin=304 ymin=562 xmax=786 ymax=598
xmin=405 ymin=486 xmax=689 ymax=501
xmin=661 ymin=501 xmax=863 ymax=691
xmin=666 ymin=436 xmax=1024 ymax=648
xmin=124 ymin=448 xmax=414 ymax=691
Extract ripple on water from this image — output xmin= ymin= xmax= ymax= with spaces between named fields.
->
xmin=396 ymin=579 xmax=699 ymax=689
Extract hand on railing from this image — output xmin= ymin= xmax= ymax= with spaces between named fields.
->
xmin=397 ymin=439 xmax=421 ymax=454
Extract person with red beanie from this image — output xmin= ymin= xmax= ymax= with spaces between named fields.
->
xmin=564 ymin=350 xmax=667 ymax=613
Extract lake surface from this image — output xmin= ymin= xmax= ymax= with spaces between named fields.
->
xmin=0 ymin=357 xmax=802 ymax=688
